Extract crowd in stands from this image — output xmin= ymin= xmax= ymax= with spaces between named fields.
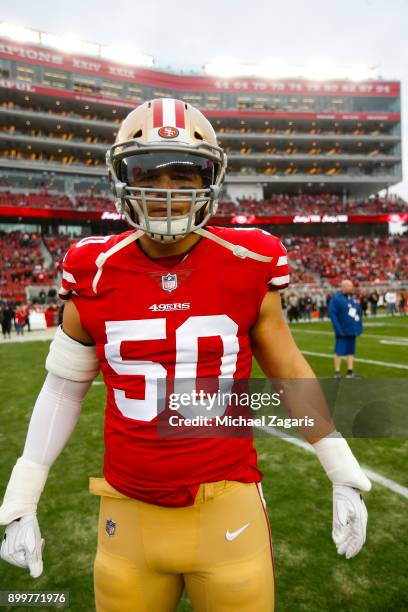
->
xmin=0 ymin=231 xmax=58 ymax=301
xmin=0 ymin=230 xmax=406 ymax=324
xmin=219 ymin=194 xmax=407 ymax=216
xmin=0 ymin=187 xmax=406 ymax=215
xmin=0 ymin=190 xmax=112 ymax=211
xmin=0 ymin=190 xmax=73 ymax=210
xmin=284 ymin=235 xmax=408 ymax=286
xmin=217 ymin=193 xmax=408 ymax=217
xmin=45 ymin=234 xmax=77 ymax=259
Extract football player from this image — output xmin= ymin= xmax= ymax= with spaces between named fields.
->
xmin=0 ymin=99 xmax=371 ymax=612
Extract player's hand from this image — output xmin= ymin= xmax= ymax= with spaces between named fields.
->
xmin=332 ymin=484 xmax=367 ymax=559
xmin=0 ymin=514 xmax=44 ymax=577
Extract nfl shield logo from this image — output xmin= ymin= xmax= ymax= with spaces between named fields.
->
xmin=105 ymin=519 xmax=116 ymax=537
xmin=162 ymin=273 xmax=177 ymax=292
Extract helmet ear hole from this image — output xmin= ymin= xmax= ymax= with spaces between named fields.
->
xmin=132 ymin=129 xmax=142 ymax=138
xmin=194 ymin=130 xmax=204 ymax=141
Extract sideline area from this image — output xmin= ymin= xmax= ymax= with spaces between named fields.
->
xmin=0 ymin=327 xmax=56 ymax=343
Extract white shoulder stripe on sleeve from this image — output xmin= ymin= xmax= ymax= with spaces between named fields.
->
xmin=62 ymin=270 xmax=77 ymax=284
xmin=277 ymin=255 xmax=288 ymax=266
xmin=268 ymin=274 xmax=290 ymax=286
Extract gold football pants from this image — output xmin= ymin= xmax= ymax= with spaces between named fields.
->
xmin=90 ymin=477 xmax=274 ymax=612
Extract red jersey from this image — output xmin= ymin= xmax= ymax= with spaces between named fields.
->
xmin=60 ymin=227 xmax=289 ymax=506
xmin=16 ymin=310 xmax=26 ymax=325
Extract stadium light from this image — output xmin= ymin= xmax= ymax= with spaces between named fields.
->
xmin=205 ymin=60 xmax=378 ymax=81
xmin=0 ymin=22 xmax=40 ymax=44
xmin=303 ymin=63 xmax=377 ymax=81
xmin=256 ymin=63 xmax=304 ymax=79
xmin=0 ymin=22 xmax=155 ymax=68
xmin=204 ymin=62 xmax=258 ymax=77
xmin=205 ymin=61 xmax=337 ymax=79
xmin=302 ymin=62 xmax=339 ymax=81
xmin=40 ymin=33 xmax=99 ymax=56
xmin=100 ymin=45 xmax=154 ymax=67
xmin=348 ymin=65 xmax=377 ymax=81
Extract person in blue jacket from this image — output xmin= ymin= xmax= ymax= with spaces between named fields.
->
xmin=328 ymin=279 xmax=363 ymax=378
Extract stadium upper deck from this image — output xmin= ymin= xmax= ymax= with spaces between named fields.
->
xmin=0 ymin=33 xmax=402 ymax=200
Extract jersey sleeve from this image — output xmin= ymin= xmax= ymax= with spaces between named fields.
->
xmin=213 ymin=227 xmax=290 ymax=291
xmin=59 ymin=245 xmax=80 ymax=300
xmin=265 ymin=235 xmax=290 ymax=290
xmin=58 ymin=236 xmax=109 ymax=300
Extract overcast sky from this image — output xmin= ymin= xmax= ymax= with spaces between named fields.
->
xmin=1 ymin=0 xmax=407 ymax=198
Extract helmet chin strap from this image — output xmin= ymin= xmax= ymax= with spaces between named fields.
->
xmin=193 ymin=228 xmax=273 ymax=262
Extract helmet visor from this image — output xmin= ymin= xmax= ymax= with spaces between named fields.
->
xmin=118 ymin=152 xmax=215 ymax=188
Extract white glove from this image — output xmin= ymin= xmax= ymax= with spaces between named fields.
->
xmin=332 ymin=485 xmax=368 ymax=559
xmin=313 ymin=432 xmax=370 ymax=559
xmin=1 ymin=514 xmax=44 ymax=577
xmin=0 ymin=458 xmax=48 ymax=577
xmin=0 ymin=374 xmax=92 ymax=578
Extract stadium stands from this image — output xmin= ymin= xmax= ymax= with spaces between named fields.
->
xmin=0 ymin=191 xmax=73 ymax=210
xmin=0 ymin=184 xmax=406 ymax=215
xmin=44 ymin=235 xmax=77 ymax=259
xmin=284 ymin=235 xmax=408 ymax=286
xmin=216 ymin=194 xmax=407 ymax=216
xmin=1 ymin=229 xmax=406 ymax=305
xmin=0 ymin=231 xmax=57 ymax=301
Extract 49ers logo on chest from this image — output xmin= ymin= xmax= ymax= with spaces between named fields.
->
xmin=162 ymin=272 xmax=177 ymax=292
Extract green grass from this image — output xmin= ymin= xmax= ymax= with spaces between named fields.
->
xmin=0 ymin=316 xmax=407 ymax=611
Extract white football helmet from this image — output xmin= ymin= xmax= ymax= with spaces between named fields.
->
xmin=106 ymin=98 xmax=227 ymax=242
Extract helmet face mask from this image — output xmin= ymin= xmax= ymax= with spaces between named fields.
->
xmin=106 ymin=99 xmax=227 ymax=242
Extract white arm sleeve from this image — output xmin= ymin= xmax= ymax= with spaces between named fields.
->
xmin=23 ymin=372 xmax=92 ymax=466
xmin=0 ymin=373 xmax=91 ymax=524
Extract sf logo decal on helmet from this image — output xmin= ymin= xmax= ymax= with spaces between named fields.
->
xmin=158 ymin=126 xmax=179 ymax=139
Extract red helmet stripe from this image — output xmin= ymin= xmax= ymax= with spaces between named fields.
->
xmin=174 ymin=100 xmax=185 ymax=128
xmin=153 ymin=99 xmax=163 ymax=128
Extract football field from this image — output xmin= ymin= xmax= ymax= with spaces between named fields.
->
xmin=0 ymin=315 xmax=407 ymax=611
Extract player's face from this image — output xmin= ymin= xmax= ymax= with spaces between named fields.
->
xmin=129 ymin=167 xmax=204 ymax=217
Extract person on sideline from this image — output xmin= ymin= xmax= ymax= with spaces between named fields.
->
xmin=328 ymin=280 xmax=363 ymax=379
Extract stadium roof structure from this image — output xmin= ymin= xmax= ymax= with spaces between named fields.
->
xmin=0 ymin=22 xmax=402 ymax=200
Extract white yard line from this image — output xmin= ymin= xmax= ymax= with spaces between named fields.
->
xmin=292 ymin=329 xmax=408 ymax=341
xmin=379 ymin=340 xmax=408 ymax=346
xmin=256 ymin=425 xmax=408 ymax=499
xmin=302 ymin=350 xmax=408 ymax=369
